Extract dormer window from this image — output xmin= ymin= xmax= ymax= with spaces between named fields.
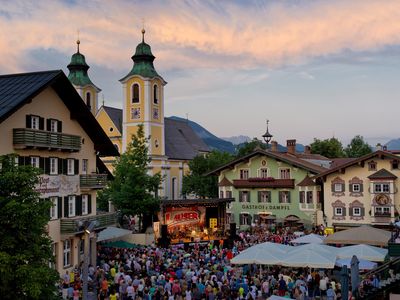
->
xmin=132 ymin=83 xmax=140 ymax=103
xmin=26 ymin=115 xmax=43 ymax=130
xmin=239 ymin=169 xmax=249 ymax=179
xmin=153 ymin=84 xmax=159 ymax=104
xmin=86 ymin=92 xmax=91 ymax=109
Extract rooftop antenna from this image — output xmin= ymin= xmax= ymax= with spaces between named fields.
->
xmin=76 ymin=29 xmax=80 ymax=53
xmin=102 ymin=94 xmax=105 ymax=107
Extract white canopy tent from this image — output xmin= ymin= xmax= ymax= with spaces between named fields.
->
xmin=231 ymin=242 xmax=291 ymax=265
xmin=290 ymin=233 xmax=325 ymax=244
xmin=97 ymin=226 xmax=132 ymax=242
xmin=336 ymin=244 xmax=388 ymax=262
xmin=282 ymin=248 xmax=337 ymax=269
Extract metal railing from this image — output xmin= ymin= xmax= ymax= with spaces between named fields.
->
xmin=60 ymin=212 xmax=117 ymax=234
xmin=13 ymin=128 xmax=81 ymax=151
xmin=80 ymin=174 xmax=107 ymax=189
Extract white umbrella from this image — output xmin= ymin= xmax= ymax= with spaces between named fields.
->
xmin=282 ymin=248 xmax=337 ymax=269
xmin=268 ymin=296 xmax=295 ymax=300
xmin=242 ymin=241 xmax=292 ymax=253
xmin=335 ymin=258 xmax=377 ymax=270
xmin=290 ymin=233 xmax=325 ymax=244
xmin=289 ymin=243 xmax=339 ymax=256
xmin=97 ymin=226 xmax=132 ymax=242
xmin=337 ymin=244 xmax=388 ymax=262
xmin=231 ymin=242 xmax=290 ymax=265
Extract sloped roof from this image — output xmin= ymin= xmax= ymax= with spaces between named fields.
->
xmin=208 ymin=148 xmax=327 ymax=176
xmin=330 ymin=157 xmax=358 ymax=169
xmin=218 ymin=177 xmax=233 ymax=186
xmin=368 ymin=168 xmax=398 ymax=180
xmin=0 ymin=70 xmax=118 ymax=157
xmin=297 ymin=175 xmax=317 ymax=187
xmin=164 ymin=117 xmax=209 ymax=160
xmin=315 ymin=150 xmax=400 ymax=178
xmin=102 ymin=106 xmax=123 ymax=134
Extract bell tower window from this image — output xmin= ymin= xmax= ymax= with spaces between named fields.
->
xmin=153 ymin=84 xmax=159 ymax=104
xmin=132 ymin=83 xmax=140 ymax=103
xmin=86 ymin=92 xmax=91 ymax=109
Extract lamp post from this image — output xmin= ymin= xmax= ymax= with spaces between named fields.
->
xmin=82 ymin=221 xmax=97 ymax=300
xmin=262 ymin=119 xmax=273 ymax=147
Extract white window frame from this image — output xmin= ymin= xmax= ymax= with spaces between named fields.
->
xmin=306 ymin=191 xmax=313 ymax=203
xmin=30 ymin=156 xmax=39 ymax=168
xmin=67 ymin=159 xmax=74 ymax=175
xmin=334 ymin=183 xmax=343 ymax=192
xmin=82 ymin=194 xmax=88 ymax=215
xmin=68 ymin=195 xmax=75 ymax=217
xmin=280 ymin=191 xmax=290 ymax=203
xmin=259 ymin=168 xmax=269 ymax=178
xmin=374 ymin=183 xmax=390 ymax=193
xmin=259 ymin=191 xmax=270 ymax=203
xmin=240 ymin=213 xmax=249 ymax=225
xmin=352 ymin=183 xmax=360 ymax=192
xmin=31 ymin=116 xmax=40 ymax=130
xmin=353 ymin=207 xmax=361 ymax=216
xmin=375 ymin=206 xmax=390 ymax=216
xmin=239 ymin=169 xmax=249 ymax=179
xmin=335 ymin=207 xmax=343 ymax=216
xmin=50 ymin=196 xmax=58 ymax=220
xmin=241 ymin=191 xmax=250 ymax=202
xmin=63 ymin=240 xmax=71 ymax=268
xmin=82 ymin=159 xmax=88 ymax=174
xmin=50 ymin=119 xmax=58 ymax=132
xmin=50 ymin=157 xmax=58 ymax=175
xmin=279 ymin=168 xmax=291 ymax=179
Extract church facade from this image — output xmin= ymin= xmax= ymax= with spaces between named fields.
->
xmin=67 ymin=30 xmax=209 ymax=199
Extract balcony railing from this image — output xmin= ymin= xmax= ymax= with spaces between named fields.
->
xmin=80 ymin=174 xmax=107 ymax=189
xmin=60 ymin=212 xmax=117 ymax=235
xmin=233 ymin=178 xmax=295 ymax=189
xmin=13 ymin=128 xmax=81 ymax=151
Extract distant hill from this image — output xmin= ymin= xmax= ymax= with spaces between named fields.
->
xmin=385 ymin=138 xmax=400 ymax=150
xmin=221 ymin=135 xmax=251 ymax=145
xmin=169 ymin=116 xmax=236 ymax=153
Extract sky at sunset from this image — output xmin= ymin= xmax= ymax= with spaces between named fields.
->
xmin=1 ymin=0 xmax=400 ymax=146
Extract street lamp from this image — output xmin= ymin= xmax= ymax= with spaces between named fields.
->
xmin=262 ymin=119 xmax=273 ymax=146
xmin=82 ymin=220 xmax=97 ymax=300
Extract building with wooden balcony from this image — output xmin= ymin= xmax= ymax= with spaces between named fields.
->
xmin=315 ymin=150 xmax=400 ymax=229
xmin=209 ymin=140 xmax=330 ymax=229
xmin=0 ymin=70 xmax=119 ymax=276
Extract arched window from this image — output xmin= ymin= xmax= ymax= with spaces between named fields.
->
xmin=153 ymin=84 xmax=158 ymax=104
xmin=86 ymin=92 xmax=91 ymax=108
xmin=132 ymin=83 xmax=140 ymax=103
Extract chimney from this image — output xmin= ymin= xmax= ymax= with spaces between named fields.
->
xmin=287 ymin=139 xmax=296 ymax=155
xmin=304 ymin=145 xmax=311 ymax=154
xmin=376 ymin=143 xmax=382 ymax=151
xmin=270 ymin=141 xmax=278 ymax=152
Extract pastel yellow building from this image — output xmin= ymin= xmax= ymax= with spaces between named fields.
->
xmin=90 ymin=30 xmax=209 ymax=199
xmin=316 ymin=150 xmax=400 ymax=229
xmin=0 ymin=70 xmax=118 ymax=275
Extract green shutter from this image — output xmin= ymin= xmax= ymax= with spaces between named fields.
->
xmin=287 ymin=192 xmax=291 ymax=203
xmin=64 ymin=197 xmax=69 ymax=218
xmin=341 ymin=183 xmax=345 ymax=192
xmin=26 ymin=115 xmax=31 ymax=128
xmin=342 ymin=207 xmax=346 ymax=216
xmin=39 ymin=117 xmax=44 ymax=130
xmin=88 ymin=195 xmax=92 ymax=214
xmin=57 ymin=197 xmax=62 ymax=219
xmin=258 ymin=191 xmax=261 ymax=203
xmin=62 ymin=159 xmax=68 ymax=175
xmin=360 ymin=207 xmax=365 ymax=217
xmin=44 ymin=158 xmax=50 ymax=174
xmin=46 ymin=119 xmax=51 ymax=131
xmin=76 ymin=196 xmax=82 ymax=216
xmin=349 ymin=184 xmax=353 ymax=193
xmin=360 ymin=184 xmax=364 ymax=192
xmin=58 ymin=121 xmax=62 ymax=133
xmin=239 ymin=191 xmax=243 ymax=202
xmin=349 ymin=207 xmax=353 ymax=216
xmin=74 ymin=159 xmax=79 ymax=175
xmin=39 ymin=157 xmax=45 ymax=174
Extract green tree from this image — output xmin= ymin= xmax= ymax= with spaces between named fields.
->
xmin=106 ymin=124 xmax=162 ymax=232
xmin=310 ymin=137 xmax=345 ymax=158
xmin=0 ymin=154 xmax=59 ymax=300
xmin=235 ymin=138 xmax=267 ymax=158
xmin=182 ymin=150 xmax=233 ymax=198
xmin=344 ymin=135 xmax=372 ymax=158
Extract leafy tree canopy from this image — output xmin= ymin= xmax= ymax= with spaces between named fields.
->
xmin=105 ymin=124 xmax=162 ymax=231
xmin=344 ymin=135 xmax=372 ymax=158
xmin=310 ymin=137 xmax=344 ymax=158
xmin=235 ymin=138 xmax=267 ymax=158
xmin=0 ymin=154 xmax=59 ymax=300
xmin=182 ymin=150 xmax=233 ymax=198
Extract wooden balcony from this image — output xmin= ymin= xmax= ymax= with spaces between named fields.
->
xmin=13 ymin=128 xmax=81 ymax=151
xmin=60 ymin=212 xmax=117 ymax=235
xmin=233 ymin=178 xmax=295 ymax=189
xmin=80 ymin=174 xmax=107 ymax=189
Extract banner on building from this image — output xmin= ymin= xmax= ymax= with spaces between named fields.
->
xmin=35 ymin=175 xmax=79 ymax=197
xmin=164 ymin=206 xmax=205 ymax=228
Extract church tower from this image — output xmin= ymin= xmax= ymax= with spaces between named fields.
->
xmin=67 ymin=39 xmax=101 ymax=115
xmin=120 ymin=29 xmax=167 ymax=157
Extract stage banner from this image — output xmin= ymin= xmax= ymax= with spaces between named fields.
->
xmin=164 ymin=206 xmax=205 ymax=228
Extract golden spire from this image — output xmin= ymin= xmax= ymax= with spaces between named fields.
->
xmin=76 ymin=29 xmax=80 ymax=53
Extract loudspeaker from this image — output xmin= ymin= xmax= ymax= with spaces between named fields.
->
xmin=161 ymin=225 xmax=168 ymax=238
xmin=230 ymin=223 xmax=237 ymax=239
xmin=158 ymin=225 xmax=170 ymax=248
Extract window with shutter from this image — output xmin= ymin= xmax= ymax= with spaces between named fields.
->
xmin=306 ymin=191 xmax=313 ymax=203
xmin=64 ymin=197 xmax=69 ymax=218
xmin=68 ymin=196 xmax=76 ymax=217
xmin=299 ymin=191 xmax=305 ymax=203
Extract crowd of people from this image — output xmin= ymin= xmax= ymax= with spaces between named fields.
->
xmin=59 ymin=225 xmax=371 ymax=300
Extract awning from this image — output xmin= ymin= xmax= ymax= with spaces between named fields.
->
xmin=97 ymin=226 xmax=132 ymax=242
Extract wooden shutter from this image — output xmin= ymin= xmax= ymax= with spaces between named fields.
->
xmin=287 ymin=192 xmax=291 ymax=203
xmin=88 ymin=195 xmax=92 ymax=214
xmin=46 ymin=119 xmax=51 ymax=131
xmin=360 ymin=207 xmax=365 ymax=217
xmin=349 ymin=184 xmax=353 ymax=193
xmin=58 ymin=159 xmax=63 ymax=175
xmin=26 ymin=115 xmax=32 ymax=128
xmin=64 ymin=197 xmax=69 ymax=218
xmin=278 ymin=191 xmax=282 ymax=203
xmin=57 ymin=197 xmax=62 ymax=219
xmin=258 ymin=191 xmax=261 ymax=203
xmin=349 ymin=207 xmax=353 ymax=216
xmin=58 ymin=120 xmax=62 ymax=133
xmin=18 ymin=156 xmax=25 ymax=166
xmin=39 ymin=117 xmax=44 ymax=130
xmin=74 ymin=159 xmax=79 ymax=175
xmin=44 ymin=158 xmax=50 ymax=174
xmin=62 ymin=159 xmax=68 ymax=175
xmin=299 ymin=191 xmax=305 ymax=203
xmin=39 ymin=157 xmax=45 ymax=173
xmin=239 ymin=191 xmax=243 ymax=202
xmin=76 ymin=195 xmax=82 ymax=216
xmin=331 ymin=184 xmax=335 ymax=192
xmin=359 ymin=184 xmax=363 ymax=192
xmin=247 ymin=192 xmax=251 ymax=202
xmin=341 ymin=184 xmax=345 ymax=192
xmin=342 ymin=207 xmax=346 ymax=216
xmin=267 ymin=191 xmax=271 ymax=202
